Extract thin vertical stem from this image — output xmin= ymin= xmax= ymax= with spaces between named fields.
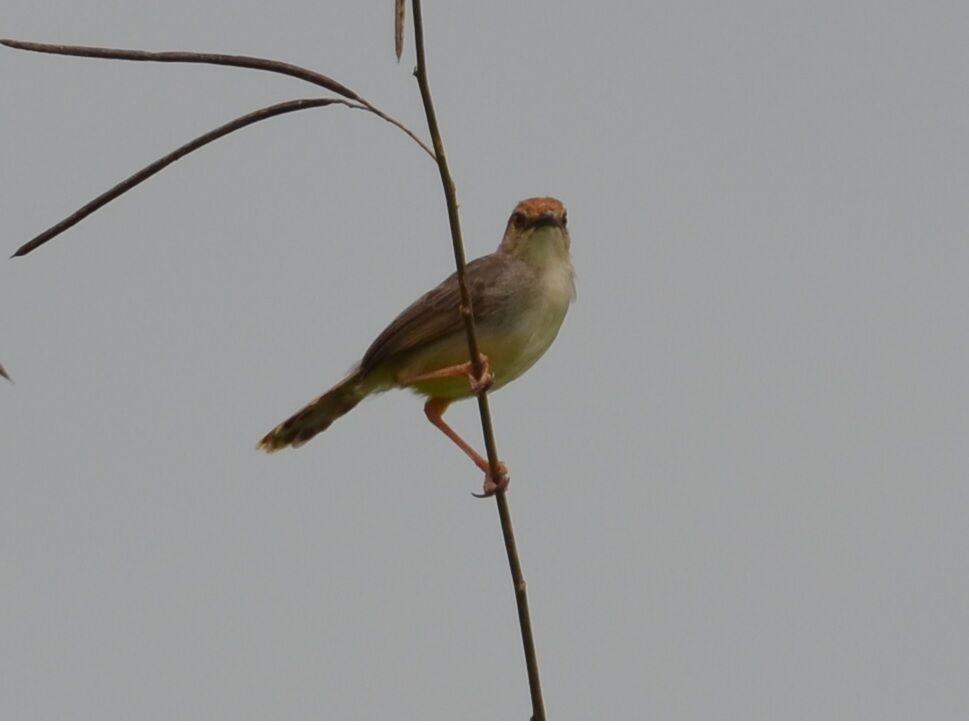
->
xmin=411 ymin=1 xmax=546 ymax=719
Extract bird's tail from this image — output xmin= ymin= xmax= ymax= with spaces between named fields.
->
xmin=258 ymin=368 xmax=369 ymax=452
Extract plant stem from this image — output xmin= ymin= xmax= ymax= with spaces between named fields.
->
xmin=410 ymin=1 xmax=546 ymax=719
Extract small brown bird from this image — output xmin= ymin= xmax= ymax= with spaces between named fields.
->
xmin=258 ymin=197 xmax=575 ymax=496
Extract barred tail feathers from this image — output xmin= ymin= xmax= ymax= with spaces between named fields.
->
xmin=258 ymin=368 xmax=369 ymax=452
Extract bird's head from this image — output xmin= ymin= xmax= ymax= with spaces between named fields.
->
xmin=498 ymin=197 xmax=570 ymax=264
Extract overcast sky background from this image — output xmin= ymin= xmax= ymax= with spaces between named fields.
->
xmin=2 ymin=1 xmax=968 ymax=719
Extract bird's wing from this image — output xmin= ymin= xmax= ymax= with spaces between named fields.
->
xmin=361 ymin=253 xmax=514 ymax=373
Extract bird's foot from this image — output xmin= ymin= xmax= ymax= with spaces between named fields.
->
xmin=472 ymin=461 xmax=510 ymax=498
xmin=467 ymin=354 xmax=493 ymax=395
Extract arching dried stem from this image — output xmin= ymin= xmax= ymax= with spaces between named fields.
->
xmin=11 ymin=98 xmax=370 ymax=257
xmin=0 ymin=39 xmax=434 ymax=160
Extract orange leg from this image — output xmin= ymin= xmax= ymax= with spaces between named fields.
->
xmin=424 ymin=398 xmax=509 ymax=497
xmin=397 ymin=353 xmax=494 ymax=395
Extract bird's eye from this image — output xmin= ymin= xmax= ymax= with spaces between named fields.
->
xmin=562 ymin=212 xmax=568 ymax=226
xmin=511 ymin=212 xmax=526 ymax=229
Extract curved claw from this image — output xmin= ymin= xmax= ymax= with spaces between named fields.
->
xmin=472 ymin=463 xmax=510 ymax=498
xmin=467 ymin=355 xmax=494 ymax=395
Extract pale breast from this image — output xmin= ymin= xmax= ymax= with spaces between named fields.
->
xmin=487 ymin=259 xmax=575 ymax=388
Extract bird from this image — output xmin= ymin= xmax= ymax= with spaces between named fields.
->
xmin=258 ymin=197 xmax=575 ymax=496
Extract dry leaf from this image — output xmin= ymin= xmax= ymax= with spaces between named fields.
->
xmin=395 ymin=0 xmax=405 ymax=61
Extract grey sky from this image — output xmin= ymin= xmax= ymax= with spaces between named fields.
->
xmin=2 ymin=1 xmax=968 ymax=719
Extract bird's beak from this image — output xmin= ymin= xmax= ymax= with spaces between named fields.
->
xmin=534 ymin=211 xmax=560 ymax=228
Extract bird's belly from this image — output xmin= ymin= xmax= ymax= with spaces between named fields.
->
xmin=486 ymin=305 xmax=566 ymax=388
